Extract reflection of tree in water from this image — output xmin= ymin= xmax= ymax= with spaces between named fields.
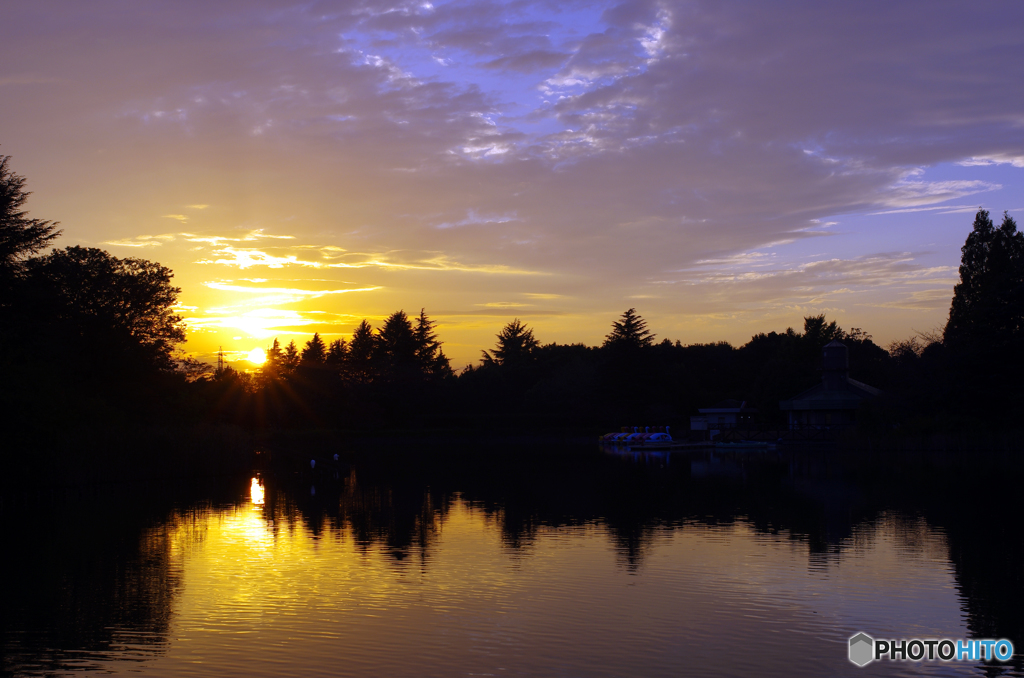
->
xmin=283 ymin=444 xmax=1024 ymax=673
xmin=900 ymin=454 xmax=1024 ymax=676
xmin=281 ymin=447 xmax=877 ymax=572
xmin=0 ymin=481 xmax=233 ymax=677
xmin=6 ymin=448 xmax=1023 ymax=676
xmin=273 ymin=466 xmax=451 ymax=566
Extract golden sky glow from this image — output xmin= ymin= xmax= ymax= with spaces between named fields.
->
xmin=3 ymin=1 xmax=1023 ymax=366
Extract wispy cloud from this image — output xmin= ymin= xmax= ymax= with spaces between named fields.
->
xmin=183 ymin=308 xmax=363 ymax=339
xmin=103 ymin=234 xmax=176 ymax=247
xmin=203 ymin=281 xmax=379 ymax=297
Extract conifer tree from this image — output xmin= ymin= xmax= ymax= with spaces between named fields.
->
xmin=414 ymin=308 xmax=452 ymax=377
xmin=0 ymin=154 xmax=61 ymax=304
xmin=283 ymin=340 xmax=300 ymax=374
xmin=376 ymin=310 xmax=418 ymax=378
xmin=483 ymin=318 xmax=539 ymax=366
xmin=945 ymin=208 xmax=1024 ymax=350
xmin=262 ymin=338 xmax=283 ymax=377
xmin=603 ymin=308 xmax=654 ymax=349
xmin=326 ymin=338 xmax=348 ymax=366
xmin=301 ymin=332 xmax=327 ymax=365
xmin=346 ymin=319 xmax=376 ymax=383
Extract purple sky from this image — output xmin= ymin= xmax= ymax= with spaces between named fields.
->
xmin=3 ymin=0 xmax=1022 ymax=365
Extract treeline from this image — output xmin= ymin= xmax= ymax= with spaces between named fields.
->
xmin=194 ymin=308 xmax=929 ymax=432
xmin=3 ymin=152 xmax=1022 ymax=439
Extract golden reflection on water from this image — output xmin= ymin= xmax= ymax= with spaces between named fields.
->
xmin=249 ymin=476 xmax=265 ymax=506
xmin=122 ymin=489 xmax=971 ymax=678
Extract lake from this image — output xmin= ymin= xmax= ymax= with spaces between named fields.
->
xmin=2 ymin=444 xmax=1021 ymax=677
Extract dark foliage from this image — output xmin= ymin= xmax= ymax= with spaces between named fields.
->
xmin=481 ymin=318 xmax=539 ymax=367
xmin=2 ymin=152 xmax=1017 ymax=442
xmin=603 ymin=307 xmax=654 ymax=350
xmin=0 ymin=154 xmax=61 ymax=305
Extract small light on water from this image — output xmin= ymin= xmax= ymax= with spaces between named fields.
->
xmin=250 ymin=477 xmax=265 ymax=505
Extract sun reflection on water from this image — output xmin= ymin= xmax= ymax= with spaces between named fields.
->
xmin=250 ymin=476 xmax=265 ymax=506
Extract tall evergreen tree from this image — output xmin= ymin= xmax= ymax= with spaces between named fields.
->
xmin=326 ymin=338 xmax=348 ymax=366
xmin=282 ymin=340 xmax=300 ymax=374
xmin=262 ymin=337 xmax=283 ymax=378
xmin=945 ymin=209 xmax=1024 ymax=350
xmin=301 ymin=332 xmax=327 ymax=365
xmin=941 ymin=208 xmax=1024 ymax=415
xmin=482 ymin=318 xmax=539 ymax=366
xmin=376 ymin=310 xmax=418 ymax=378
xmin=346 ymin=319 xmax=376 ymax=383
xmin=414 ymin=308 xmax=452 ymax=378
xmin=0 ymin=154 xmax=61 ymax=304
xmin=603 ymin=308 xmax=655 ymax=349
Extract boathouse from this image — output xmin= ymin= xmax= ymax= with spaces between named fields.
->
xmin=779 ymin=340 xmax=880 ymax=429
xmin=690 ymin=399 xmax=757 ymax=438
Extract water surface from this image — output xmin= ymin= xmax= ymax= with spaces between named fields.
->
xmin=3 ymin=446 xmax=1020 ymax=677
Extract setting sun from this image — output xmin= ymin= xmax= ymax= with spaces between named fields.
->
xmin=247 ymin=348 xmax=266 ymax=365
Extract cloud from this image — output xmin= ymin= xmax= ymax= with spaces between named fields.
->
xmin=203 ymin=281 xmax=379 ymax=298
xmin=483 ymin=50 xmax=569 ymax=72
xmin=476 ymin=301 xmax=534 ymax=308
xmin=958 ymin=154 xmax=1024 ymax=168
xmin=184 ymin=308 xmax=363 ymax=339
xmin=103 ymin=234 xmax=177 ymax=247
xmin=196 ymin=243 xmax=544 ymax=275
xmin=4 ymin=0 xmax=1022 ymax=355
xmin=435 ymin=209 xmax=518 ymax=229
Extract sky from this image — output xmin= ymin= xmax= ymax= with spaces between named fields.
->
xmin=2 ymin=0 xmax=1023 ymax=368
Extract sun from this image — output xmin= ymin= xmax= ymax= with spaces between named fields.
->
xmin=247 ymin=347 xmax=266 ymax=365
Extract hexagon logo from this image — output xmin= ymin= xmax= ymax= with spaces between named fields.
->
xmin=849 ymin=632 xmax=875 ymax=667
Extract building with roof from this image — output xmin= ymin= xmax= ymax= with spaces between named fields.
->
xmin=779 ymin=340 xmax=880 ymax=429
xmin=690 ymin=399 xmax=757 ymax=439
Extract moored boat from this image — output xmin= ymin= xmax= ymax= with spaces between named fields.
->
xmin=600 ymin=426 xmax=673 ymax=445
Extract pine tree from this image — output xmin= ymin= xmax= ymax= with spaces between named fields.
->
xmin=346 ymin=319 xmax=376 ymax=383
xmin=301 ymin=332 xmax=327 ymax=365
xmin=283 ymin=340 xmax=300 ymax=374
xmin=262 ymin=337 xmax=283 ymax=377
xmin=0 ymin=154 xmax=61 ymax=304
xmin=945 ymin=209 xmax=1024 ymax=350
xmin=326 ymin=338 xmax=348 ymax=366
xmin=603 ymin=308 xmax=654 ymax=350
xmin=483 ymin=318 xmax=539 ymax=366
xmin=376 ymin=310 xmax=418 ymax=378
xmin=414 ymin=308 xmax=452 ymax=377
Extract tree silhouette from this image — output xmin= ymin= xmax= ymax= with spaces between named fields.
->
xmin=346 ymin=319 xmax=376 ymax=383
xmin=301 ymin=332 xmax=327 ymax=365
xmin=376 ymin=310 xmax=419 ymax=380
xmin=0 ymin=154 xmax=61 ymax=304
xmin=283 ymin=340 xmax=300 ymax=374
xmin=326 ymin=338 xmax=348 ymax=367
xmin=603 ymin=308 xmax=654 ymax=349
xmin=414 ymin=308 xmax=452 ymax=378
xmin=26 ymin=246 xmax=185 ymax=370
xmin=267 ymin=338 xmax=282 ymax=366
xmin=945 ymin=209 xmax=1024 ymax=350
xmin=482 ymin=318 xmax=539 ymax=366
